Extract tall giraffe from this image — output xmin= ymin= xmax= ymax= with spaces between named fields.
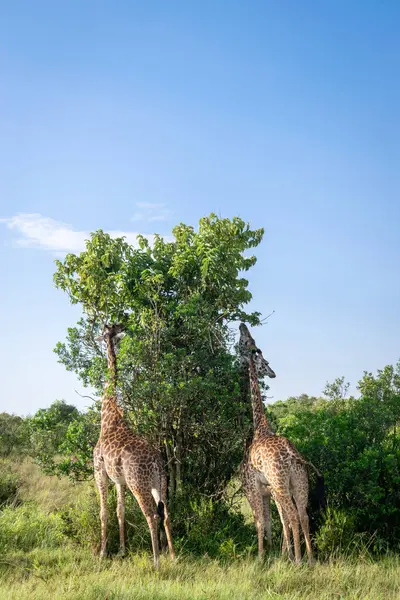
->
xmin=238 ymin=322 xmax=324 ymax=564
xmin=93 ymin=323 xmax=175 ymax=568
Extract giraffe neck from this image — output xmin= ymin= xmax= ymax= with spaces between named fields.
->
xmin=105 ymin=335 xmax=117 ymax=388
xmin=248 ymin=358 xmax=273 ymax=436
xmin=101 ymin=335 xmax=122 ymax=436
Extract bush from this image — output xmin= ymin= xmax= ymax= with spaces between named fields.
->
xmin=60 ymin=484 xmax=255 ymax=560
xmin=269 ymin=364 xmax=400 ymax=549
xmin=60 ymin=486 xmax=152 ymax=554
xmin=315 ymin=507 xmax=357 ymax=558
xmin=0 ymin=460 xmax=20 ymax=506
xmin=0 ymin=504 xmax=66 ymax=553
xmin=172 ymin=496 xmax=256 ymax=559
xmin=28 ymin=400 xmax=80 ymax=476
xmin=0 ymin=413 xmax=29 ymax=457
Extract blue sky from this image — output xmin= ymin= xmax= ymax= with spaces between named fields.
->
xmin=1 ymin=1 xmax=399 ymax=415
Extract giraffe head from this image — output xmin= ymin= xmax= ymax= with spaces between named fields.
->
xmin=238 ymin=322 xmax=276 ymax=379
xmin=95 ymin=323 xmax=125 ymax=344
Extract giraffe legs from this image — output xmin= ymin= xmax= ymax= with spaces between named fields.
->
xmin=273 ymin=493 xmax=301 ymax=563
xmin=162 ymin=504 xmax=175 ymax=560
xmin=292 ymin=470 xmax=315 ymax=566
xmin=94 ymin=450 xmax=108 ymax=559
xmin=274 ymin=498 xmax=293 ymax=561
xmin=131 ymin=490 xmax=161 ymax=569
xmin=297 ymin=507 xmax=314 ymax=566
xmin=147 ymin=513 xmax=161 ymax=570
xmin=116 ymin=481 xmax=175 ymax=564
xmin=245 ymin=491 xmax=266 ymax=559
xmin=256 ymin=511 xmax=265 ymax=559
xmin=116 ymin=483 xmax=126 ymax=556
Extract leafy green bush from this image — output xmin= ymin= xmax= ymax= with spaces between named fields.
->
xmin=60 ymin=486 xmax=152 ymax=554
xmin=172 ymin=496 xmax=255 ymax=559
xmin=315 ymin=507 xmax=356 ymax=558
xmin=0 ymin=413 xmax=29 ymax=457
xmin=0 ymin=460 xmax=20 ymax=506
xmin=60 ymin=483 xmax=255 ymax=560
xmin=27 ymin=400 xmax=80 ymax=475
xmin=0 ymin=504 xmax=66 ymax=553
xmin=269 ymin=364 xmax=400 ymax=550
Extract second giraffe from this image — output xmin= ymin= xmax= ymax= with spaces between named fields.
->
xmin=238 ymin=322 xmax=324 ymax=565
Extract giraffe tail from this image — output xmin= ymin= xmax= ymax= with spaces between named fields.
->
xmin=157 ymin=500 xmax=165 ymax=525
xmin=301 ymin=459 xmax=326 ymax=512
xmin=301 ymin=458 xmax=322 ymax=478
xmin=152 ymin=469 xmax=167 ymax=551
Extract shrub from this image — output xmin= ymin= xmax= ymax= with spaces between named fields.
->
xmin=172 ymin=496 xmax=256 ymax=559
xmin=61 ymin=484 xmax=255 ymax=560
xmin=315 ymin=507 xmax=356 ymax=558
xmin=0 ymin=413 xmax=29 ymax=457
xmin=60 ymin=486 xmax=152 ymax=554
xmin=0 ymin=460 xmax=20 ymax=506
xmin=0 ymin=504 xmax=66 ymax=553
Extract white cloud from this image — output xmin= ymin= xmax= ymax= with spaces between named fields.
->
xmin=0 ymin=213 xmax=166 ymax=254
xmin=148 ymin=214 xmax=171 ymax=222
xmin=131 ymin=202 xmax=173 ymax=223
xmin=130 ymin=212 xmax=145 ymax=222
xmin=135 ymin=202 xmax=166 ymax=209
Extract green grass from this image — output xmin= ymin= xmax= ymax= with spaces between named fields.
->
xmin=0 ymin=547 xmax=399 ymax=600
xmin=13 ymin=458 xmax=88 ymax=512
xmin=1 ymin=459 xmax=399 ymax=599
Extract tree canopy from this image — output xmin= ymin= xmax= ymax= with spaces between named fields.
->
xmin=52 ymin=215 xmax=265 ymax=498
xmin=269 ymin=364 xmax=400 ymax=549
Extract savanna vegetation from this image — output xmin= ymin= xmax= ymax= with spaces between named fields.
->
xmin=1 ymin=215 xmax=399 ymax=599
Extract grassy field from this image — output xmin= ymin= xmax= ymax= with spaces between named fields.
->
xmin=0 ymin=547 xmax=399 ymax=600
xmin=1 ymin=459 xmax=399 ymax=600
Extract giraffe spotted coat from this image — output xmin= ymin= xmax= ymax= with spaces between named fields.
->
xmin=93 ymin=324 xmax=175 ymax=568
xmin=238 ymin=322 xmax=322 ymax=564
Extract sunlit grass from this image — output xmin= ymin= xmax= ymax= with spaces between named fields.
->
xmin=14 ymin=458 xmax=88 ymax=512
xmin=0 ymin=547 xmax=399 ymax=600
xmin=1 ymin=458 xmax=399 ymax=599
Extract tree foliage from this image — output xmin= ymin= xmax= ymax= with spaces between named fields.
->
xmin=2 ymin=361 xmax=399 ymax=552
xmin=0 ymin=413 xmax=28 ymax=457
xmin=28 ymin=400 xmax=80 ymax=475
xmin=53 ymin=215 xmax=264 ymax=498
xmin=269 ymin=364 xmax=400 ymax=549
xmin=3 ymin=212 xmax=399 ymax=555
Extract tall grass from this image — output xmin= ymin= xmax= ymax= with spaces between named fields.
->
xmin=14 ymin=458 xmax=86 ymax=512
xmin=0 ymin=547 xmax=399 ymax=600
xmin=1 ymin=458 xmax=399 ymax=599
xmin=0 ymin=504 xmax=66 ymax=553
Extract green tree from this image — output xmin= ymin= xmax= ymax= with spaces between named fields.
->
xmin=270 ymin=365 xmax=400 ymax=549
xmin=0 ymin=413 xmax=29 ymax=457
xmin=323 ymin=376 xmax=350 ymax=400
xmin=53 ymin=215 xmax=264 ymax=500
xmin=28 ymin=400 xmax=80 ymax=475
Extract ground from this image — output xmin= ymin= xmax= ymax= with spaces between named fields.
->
xmin=1 ymin=459 xmax=399 ymax=600
xmin=0 ymin=548 xmax=399 ymax=600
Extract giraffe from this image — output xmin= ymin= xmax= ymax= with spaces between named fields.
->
xmin=238 ymin=322 xmax=324 ymax=565
xmin=93 ymin=323 xmax=175 ymax=568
